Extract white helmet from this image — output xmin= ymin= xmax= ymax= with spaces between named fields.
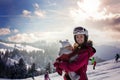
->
xmin=73 ymin=26 xmax=88 ymax=36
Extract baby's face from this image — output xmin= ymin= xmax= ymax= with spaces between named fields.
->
xmin=65 ymin=45 xmax=73 ymax=51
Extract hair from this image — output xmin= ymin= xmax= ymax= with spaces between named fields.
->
xmin=69 ymin=35 xmax=90 ymax=58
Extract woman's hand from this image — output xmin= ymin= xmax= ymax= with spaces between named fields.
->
xmin=53 ymin=61 xmax=59 ymax=67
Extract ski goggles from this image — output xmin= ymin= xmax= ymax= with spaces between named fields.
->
xmin=73 ymin=27 xmax=88 ymax=35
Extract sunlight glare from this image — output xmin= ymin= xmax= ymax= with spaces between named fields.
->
xmin=76 ymin=0 xmax=102 ymax=20
xmin=78 ymin=0 xmax=100 ymax=13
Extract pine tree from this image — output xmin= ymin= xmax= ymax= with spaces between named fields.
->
xmin=45 ymin=62 xmax=51 ymax=73
xmin=18 ymin=58 xmax=27 ymax=78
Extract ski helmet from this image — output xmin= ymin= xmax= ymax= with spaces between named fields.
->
xmin=73 ymin=26 xmax=88 ymax=44
xmin=73 ymin=26 xmax=88 ymax=36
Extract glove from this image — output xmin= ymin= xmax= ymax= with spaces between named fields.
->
xmin=53 ymin=62 xmax=59 ymax=67
xmin=53 ymin=62 xmax=63 ymax=75
xmin=56 ymin=67 xmax=63 ymax=76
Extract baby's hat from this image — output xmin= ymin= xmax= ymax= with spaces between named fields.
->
xmin=59 ymin=40 xmax=71 ymax=48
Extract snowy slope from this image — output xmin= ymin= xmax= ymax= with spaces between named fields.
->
xmin=0 ymin=59 xmax=120 ymax=80
xmin=87 ymin=59 xmax=120 ymax=80
xmin=0 ymin=42 xmax=44 ymax=53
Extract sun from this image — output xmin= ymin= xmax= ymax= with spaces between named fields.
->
xmin=78 ymin=0 xmax=100 ymax=13
xmin=70 ymin=0 xmax=102 ymax=21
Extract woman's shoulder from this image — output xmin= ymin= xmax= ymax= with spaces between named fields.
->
xmin=76 ymin=46 xmax=95 ymax=56
xmin=86 ymin=46 xmax=96 ymax=53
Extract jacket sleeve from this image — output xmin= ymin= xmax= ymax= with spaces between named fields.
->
xmin=59 ymin=47 xmax=95 ymax=72
xmin=59 ymin=52 xmax=88 ymax=72
xmin=88 ymin=46 xmax=96 ymax=57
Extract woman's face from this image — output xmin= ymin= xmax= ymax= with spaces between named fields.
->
xmin=75 ymin=34 xmax=85 ymax=44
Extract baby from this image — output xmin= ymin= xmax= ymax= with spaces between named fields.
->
xmin=55 ymin=40 xmax=80 ymax=80
xmin=58 ymin=40 xmax=73 ymax=61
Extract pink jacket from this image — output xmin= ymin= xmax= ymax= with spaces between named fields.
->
xmin=58 ymin=46 xmax=96 ymax=80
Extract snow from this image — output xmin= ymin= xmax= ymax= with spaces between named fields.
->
xmin=0 ymin=42 xmax=44 ymax=53
xmin=5 ymin=58 xmax=31 ymax=70
xmin=6 ymin=58 xmax=18 ymax=66
xmin=87 ymin=59 xmax=120 ymax=80
xmin=0 ymin=59 xmax=120 ymax=80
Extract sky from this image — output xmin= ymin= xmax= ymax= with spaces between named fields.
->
xmin=0 ymin=0 xmax=120 ymax=46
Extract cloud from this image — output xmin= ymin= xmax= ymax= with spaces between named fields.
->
xmin=12 ymin=29 xmax=19 ymax=33
xmin=100 ymin=0 xmax=120 ymax=14
xmin=83 ymin=27 xmax=120 ymax=46
xmin=8 ymin=31 xmax=69 ymax=43
xmin=0 ymin=28 xmax=19 ymax=36
xmin=111 ymin=16 xmax=120 ymax=25
xmin=22 ymin=10 xmax=31 ymax=17
xmin=68 ymin=0 xmax=120 ymax=43
xmin=84 ymin=14 xmax=120 ymax=32
xmin=34 ymin=3 xmax=40 ymax=9
xmin=34 ymin=10 xmax=46 ymax=18
xmin=13 ymin=0 xmax=120 ymax=45
xmin=47 ymin=0 xmax=57 ymax=6
xmin=33 ymin=3 xmax=46 ymax=18
xmin=8 ymin=33 xmax=37 ymax=43
xmin=70 ymin=0 xmax=120 ymax=22
xmin=22 ymin=3 xmax=46 ymax=18
xmin=81 ymin=16 xmax=120 ymax=43
xmin=0 ymin=28 xmax=11 ymax=36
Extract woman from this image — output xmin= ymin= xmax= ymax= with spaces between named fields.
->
xmin=54 ymin=26 xmax=96 ymax=80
